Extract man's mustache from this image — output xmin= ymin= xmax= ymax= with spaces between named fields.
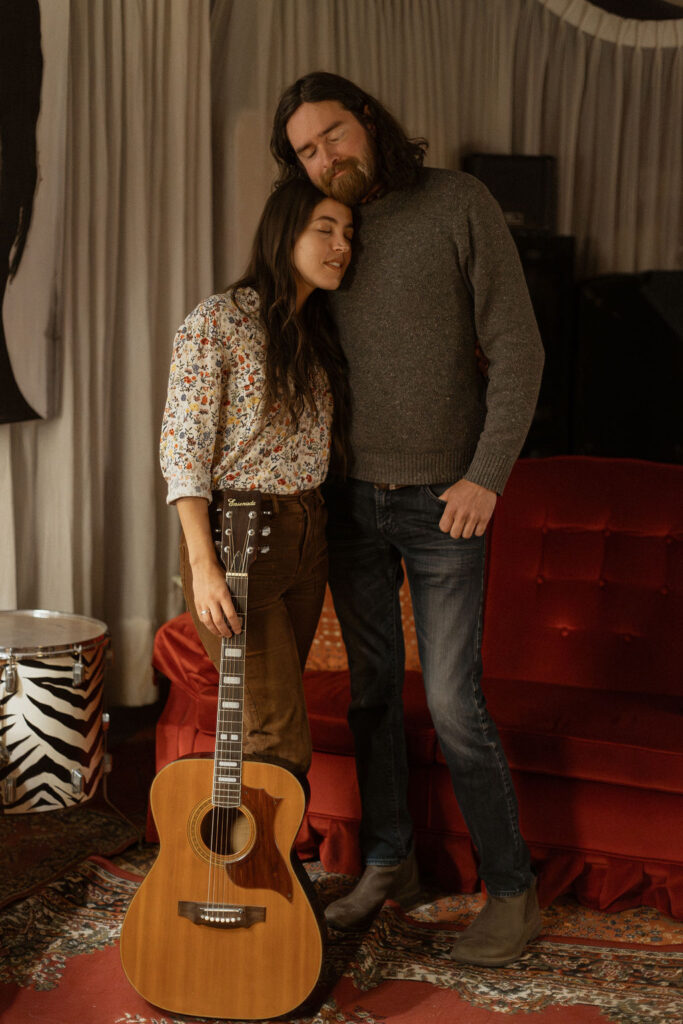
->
xmin=322 ymin=158 xmax=363 ymax=189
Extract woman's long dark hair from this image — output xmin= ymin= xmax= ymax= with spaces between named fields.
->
xmin=271 ymin=71 xmax=427 ymax=191
xmin=230 ymin=178 xmax=351 ymax=476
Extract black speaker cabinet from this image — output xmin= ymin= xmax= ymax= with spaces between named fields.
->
xmin=515 ymin=235 xmax=576 ymax=456
xmin=464 ymin=153 xmax=557 ymax=235
xmin=574 ymin=271 xmax=683 ymax=463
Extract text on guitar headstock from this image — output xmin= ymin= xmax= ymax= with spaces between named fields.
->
xmin=209 ymin=490 xmax=271 ymax=577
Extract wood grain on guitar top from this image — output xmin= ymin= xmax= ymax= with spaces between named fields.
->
xmin=119 ymin=757 xmax=325 ymax=1020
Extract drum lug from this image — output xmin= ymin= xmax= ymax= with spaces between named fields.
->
xmin=72 ymin=645 xmax=85 ymax=687
xmin=1 ymin=658 xmax=18 ymax=695
xmin=0 ymin=613 xmax=111 ymax=813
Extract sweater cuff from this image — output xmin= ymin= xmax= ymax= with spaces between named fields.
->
xmin=464 ymin=448 xmax=518 ymax=496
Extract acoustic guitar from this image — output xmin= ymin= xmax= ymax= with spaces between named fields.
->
xmin=120 ymin=491 xmax=325 ymax=1020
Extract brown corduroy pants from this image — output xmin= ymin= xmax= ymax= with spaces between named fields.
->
xmin=180 ymin=489 xmax=327 ymax=774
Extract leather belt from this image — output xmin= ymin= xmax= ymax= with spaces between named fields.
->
xmin=373 ymin=483 xmax=408 ymax=491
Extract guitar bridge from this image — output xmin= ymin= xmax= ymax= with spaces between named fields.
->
xmin=178 ymin=901 xmax=266 ymax=930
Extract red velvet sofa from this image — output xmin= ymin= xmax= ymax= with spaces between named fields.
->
xmin=151 ymin=457 xmax=683 ymax=919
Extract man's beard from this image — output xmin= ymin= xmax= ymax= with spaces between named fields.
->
xmin=322 ymin=151 xmax=376 ymax=205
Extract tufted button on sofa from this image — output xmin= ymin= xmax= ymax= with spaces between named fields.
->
xmin=151 ymin=457 xmax=683 ymax=919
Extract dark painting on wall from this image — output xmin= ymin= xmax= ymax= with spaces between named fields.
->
xmin=0 ymin=0 xmax=43 ymax=423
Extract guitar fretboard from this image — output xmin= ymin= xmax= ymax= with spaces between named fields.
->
xmin=213 ymin=573 xmax=248 ymax=808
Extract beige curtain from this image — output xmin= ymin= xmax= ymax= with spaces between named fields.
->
xmin=211 ymin=0 xmax=683 ymax=285
xmin=516 ymin=0 xmax=683 ymax=275
xmin=0 ymin=0 xmax=213 ymax=704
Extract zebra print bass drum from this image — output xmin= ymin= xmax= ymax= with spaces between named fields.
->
xmin=0 ymin=610 xmax=110 ymax=813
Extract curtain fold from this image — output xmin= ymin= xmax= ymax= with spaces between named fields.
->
xmin=515 ymin=0 xmax=683 ymax=274
xmin=0 ymin=0 xmax=213 ymax=704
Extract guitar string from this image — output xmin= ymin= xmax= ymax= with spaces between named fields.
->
xmin=228 ymin=581 xmax=247 ymax=910
xmin=210 ymin=498 xmax=234 ymax=911
xmin=209 ymin=501 xmax=227 ymax=913
xmin=207 ymin=498 xmax=227 ymax=913
xmin=208 ymin=502 xmax=254 ymax=915
xmin=210 ymin=633 xmax=225 ymax=911
xmin=216 ymin=505 xmax=239 ymax=913
xmin=219 ymin=577 xmax=243 ymax=913
xmin=224 ymin=521 xmax=250 ymax=910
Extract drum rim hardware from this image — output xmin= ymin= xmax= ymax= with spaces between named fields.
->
xmin=1 ymin=657 xmax=18 ymax=695
xmin=0 ymin=609 xmax=111 ymax=814
xmin=0 ymin=609 xmax=110 ymax=659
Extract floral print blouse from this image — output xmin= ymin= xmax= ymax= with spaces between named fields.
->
xmin=160 ymin=288 xmax=333 ymax=502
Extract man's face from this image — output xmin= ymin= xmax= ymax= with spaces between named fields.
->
xmin=286 ymin=100 xmax=377 ymax=205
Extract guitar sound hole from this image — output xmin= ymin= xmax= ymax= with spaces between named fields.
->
xmin=200 ymin=806 xmax=251 ymax=856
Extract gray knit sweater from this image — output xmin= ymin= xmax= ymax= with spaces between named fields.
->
xmin=330 ymin=168 xmax=545 ymax=494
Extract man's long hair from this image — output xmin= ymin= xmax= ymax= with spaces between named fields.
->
xmin=271 ymin=71 xmax=427 ymax=191
xmin=230 ymin=178 xmax=350 ymax=476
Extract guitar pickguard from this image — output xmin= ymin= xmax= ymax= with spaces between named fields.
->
xmin=187 ymin=783 xmax=293 ymax=901
xmin=226 ymin=785 xmax=293 ymax=900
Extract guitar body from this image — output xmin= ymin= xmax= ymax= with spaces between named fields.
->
xmin=120 ymin=755 xmax=325 ymax=1020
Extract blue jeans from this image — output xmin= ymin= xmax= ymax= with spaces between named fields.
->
xmin=323 ymin=478 xmax=533 ymax=898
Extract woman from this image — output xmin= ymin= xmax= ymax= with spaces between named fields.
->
xmin=160 ymin=179 xmax=353 ymax=774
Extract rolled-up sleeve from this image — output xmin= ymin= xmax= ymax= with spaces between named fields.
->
xmin=159 ymin=306 xmax=226 ymax=504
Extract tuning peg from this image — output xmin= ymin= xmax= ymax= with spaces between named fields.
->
xmin=259 ymin=545 xmax=270 ymax=554
xmin=260 ymin=526 xmax=271 ymax=537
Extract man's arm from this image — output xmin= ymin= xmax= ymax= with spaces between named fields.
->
xmin=459 ymin=176 xmax=545 ymax=497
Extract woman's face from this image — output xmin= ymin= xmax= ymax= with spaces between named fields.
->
xmin=292 ymin=197 xmax=353 ymax=309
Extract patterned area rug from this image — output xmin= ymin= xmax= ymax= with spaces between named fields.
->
xmin=1 ymin=846 xmax=681 ymax=1024
xmin=0 ymin=801 xmax=140 ymax=910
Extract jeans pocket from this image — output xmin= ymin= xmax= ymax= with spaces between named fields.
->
xmin=421 ymin=483 xmax=450 ymax=507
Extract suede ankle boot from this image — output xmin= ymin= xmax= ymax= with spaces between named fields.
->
xmin=449 ymin=877 xmax=542 ymax=966
xmin=324 ymin=848 xmax=421 ymax=930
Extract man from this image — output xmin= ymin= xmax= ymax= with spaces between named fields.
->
xmin=271 ymin=72 xmax=545 ymax=966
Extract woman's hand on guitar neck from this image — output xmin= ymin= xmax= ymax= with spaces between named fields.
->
xmin=176 ymin=495 xmax=242 ymax=637
xmin=190 ymin=557 xmax=242 ymax=637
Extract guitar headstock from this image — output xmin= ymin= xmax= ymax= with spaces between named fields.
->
xmin=210 ymin=490 xmax=271 ymax=575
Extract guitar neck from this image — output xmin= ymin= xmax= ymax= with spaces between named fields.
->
xmin=213 ymin=572 xmax=248 ymax=809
